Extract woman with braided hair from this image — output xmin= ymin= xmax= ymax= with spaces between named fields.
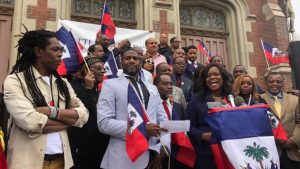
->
xmin=3 ymin=29 xmax=88 ymax=169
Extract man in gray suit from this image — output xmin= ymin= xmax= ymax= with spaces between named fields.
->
xmin=97 ymin=47 xmax=170 ymax=169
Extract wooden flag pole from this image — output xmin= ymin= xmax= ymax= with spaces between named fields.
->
xmin=260 ymin=39 xmax=271 ymax=71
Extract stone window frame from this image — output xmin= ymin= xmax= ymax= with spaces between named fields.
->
xmin=180 ymin=5 xmax=227 ymax=33
xmin=71 ymin=0 xmax=136 ymax=24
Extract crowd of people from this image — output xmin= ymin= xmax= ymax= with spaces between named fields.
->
xmin=0 ymin=29 xmax=299 ymax=169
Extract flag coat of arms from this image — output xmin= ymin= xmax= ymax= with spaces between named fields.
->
xmin=126 ymin=84 xmax=149 ymax=162
xmin=56 ymin=26 xmax=84 ymax=75
xmin=170 ymin=105 xmax=196 ymax=168
xmin=261 ymin=40 xmax=289 ymax=64
xmin=206 ymin=105 xmax=280 ymax=169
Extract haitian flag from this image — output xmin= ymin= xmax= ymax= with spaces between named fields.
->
xmin=261 ymin=40 xmax=289 ymax=64
xmin=267 ymin=110 xmax=288 ymax=141
xmin=126 ymin=84 xmax=149 ymax=162
xmin=0 ymin=129 xmax=7 ymax=169
xmin=56 ymin=26 xmax=84 ymax=75
xmin=103 ymin=52 xmax=118 ymax=79
xmin=206 ymin=105 xmax=280 ymax=169
xmin=97 ymin=52 xmax=119 ymax=90
xmin=171 ymin=106 xmax=196 ymax=168
xmin=198 ymin=41 xmax=211 ymax=60
xmin=97 ymin=3 xmax=116 ymax=44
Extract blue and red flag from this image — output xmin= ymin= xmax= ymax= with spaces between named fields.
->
xmin=198 ymin=41 xmax=211 ymax=60
xmin=267 ymin=110 xmax=288 ymax=141
xmin=97 ymin=52 xmax=118 ymax=90
xmin=97 ymin=3 xmax=116 ymax=44
xmin=171 ymin=106 xmax=196 ymax=168
xmin=56 ymin=26 xmax=84 ymax=75
xmin=126 ymin=84 xmax=149 ymax=162
xmin=261 ymin=40 xmax=289 ymax=64
xmin=0 ymin=129 xmax=7 ymax=169
xmin=206 ymin=105 xmax=280 ymax=169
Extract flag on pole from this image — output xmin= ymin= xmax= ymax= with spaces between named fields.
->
xmin=97 ymin=51 xmax=119 ymax=90
xmin=207 ymin=105 xmax=280 ymax=169
xmin=198 ymin=41 xmax=211 ymax=60
xmin=103 ymin=52 xmax=118 ymax=79
xmin=97 ymin=2 xmax=116 ymax=44
xmin=261 ymin=41 xmax=289 ymax=64
xmin=126 ymin=84 xmax=149 ymax=162
xmin=171 ymin=106 xmax=196 ymax=168
xmin=56 ymin=26 xmax=85 ymax=75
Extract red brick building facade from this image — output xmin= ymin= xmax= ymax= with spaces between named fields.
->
xmin=0 ymin=0 xmax=293 ymax=91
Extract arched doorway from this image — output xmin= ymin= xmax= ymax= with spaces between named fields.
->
xmin=180 ymin=5 xmax=229 ymax=66
xmin=179 ymin=0 xmax=251 ymax=72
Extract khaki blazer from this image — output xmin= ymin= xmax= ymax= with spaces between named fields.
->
xmin=261 ymin=92 xmax=300 ymax=161
xmin=3 ymin=67 xmax=89 ymax=169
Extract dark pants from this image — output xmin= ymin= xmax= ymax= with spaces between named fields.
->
xmin=195 ymin=155 xmax=217 ymax=169
xmin=161 ymin=157 xmax=192 ymax=169
xmin=280 ymin=150 xmax=300 ymax=169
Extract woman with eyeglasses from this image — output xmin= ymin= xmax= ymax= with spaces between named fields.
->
xmin=142 ymin=54 xmax=155 ymax=75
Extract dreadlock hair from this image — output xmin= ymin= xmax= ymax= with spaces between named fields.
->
xmin=11 ymin=29 xmax=71 ymax=108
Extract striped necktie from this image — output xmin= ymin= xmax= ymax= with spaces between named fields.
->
xmin=273 ymin=96 xmax=282 ymax=118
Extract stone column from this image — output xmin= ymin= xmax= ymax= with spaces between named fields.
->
xmin=9 ymin=0 xmax=71 ymax=70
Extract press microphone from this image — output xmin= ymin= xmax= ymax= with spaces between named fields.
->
xmin=228 ymin=94 xmax=235 ymax=107
xmin=234 ymin=96 xmax=247 ymax=107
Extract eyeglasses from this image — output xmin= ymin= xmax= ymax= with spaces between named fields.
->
xmin=145 ymin=59 xmax=154 ymax=65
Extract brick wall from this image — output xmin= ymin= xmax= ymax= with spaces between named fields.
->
xmin=153 ymin=10 xmax=175 ymax=34
xmin=246 ymin=0 xmax=291 ymax=92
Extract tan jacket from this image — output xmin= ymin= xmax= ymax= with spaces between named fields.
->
xmin=261 ymin=92 xmax=300 ymax=161
xmin=3 ymin=67 xmax=89 ymax=169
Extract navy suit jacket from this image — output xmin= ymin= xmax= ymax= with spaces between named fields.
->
xmin=184 ymin=62 xmax=203 ymax=80
xmin=172 ymin=102 xmax=186 ymax=120
xmin=186 ymin=94 xmax=213 ymax=156
xmin=171 ymin=74 xmax=193 ymax=102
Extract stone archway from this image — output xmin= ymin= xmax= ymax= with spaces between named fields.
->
xmin=179 ymin=0 xmax=254 ymax=75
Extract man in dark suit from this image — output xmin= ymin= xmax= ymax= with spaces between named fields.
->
xmin=154 ymin=74 xmax=191 ymax=169
xmin=261 ymin=72 xmax=300 ymax=169
xmin=171 ymin=57 xmax=193 ymax=102
xmin=184 ymin=45 xmax=205 ymax=80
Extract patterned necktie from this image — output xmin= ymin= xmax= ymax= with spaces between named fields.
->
xmin=273 ymin=96 xmax=282 ymax=118
xmin=175 ymin=76 xmax=181 ymax=87
xmin=162 ymin=100 xmax=171 ymax=120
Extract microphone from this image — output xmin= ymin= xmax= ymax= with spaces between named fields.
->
xmin=234 ymin=96 xmax=247 ymax=107
xmin=228 ymin=94 xmax=236 ymax=107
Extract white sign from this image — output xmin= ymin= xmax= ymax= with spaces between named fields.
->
xmin=58 ymin=19 xmax=155 ymax=56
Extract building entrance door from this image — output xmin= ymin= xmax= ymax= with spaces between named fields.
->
xmin=181 ymin=35 xmax=229 ymax=67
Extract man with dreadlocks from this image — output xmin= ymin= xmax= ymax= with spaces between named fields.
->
xmin=3 ymin=29 xmax=89 ymax=169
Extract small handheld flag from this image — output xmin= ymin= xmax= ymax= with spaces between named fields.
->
xmin=198 ymin=41 xmax=211 ymax=61
xmin=126 ymin=84 xmax=149 ymax=162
